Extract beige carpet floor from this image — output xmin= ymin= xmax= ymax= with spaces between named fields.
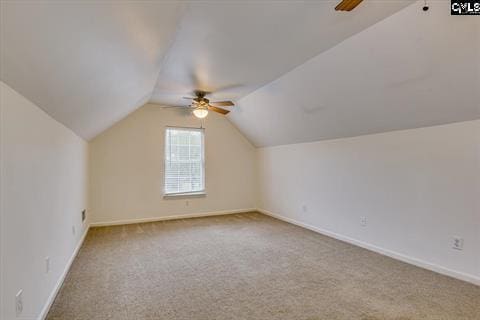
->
xmin=47 ymin=212 xmax=480 ymax=320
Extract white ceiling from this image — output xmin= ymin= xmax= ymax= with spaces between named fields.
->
xmin=1 ymin=0 xmax=414 ymax=140
xmin=149 ymin=0 xmax=414 ymax=106
xmin=230 ymin=1 xmax=480 ymax=146
xmin=2 ymin=1 xmax=478 ymax=146
xmin=0 ymin=1 xmax=185 ymax=139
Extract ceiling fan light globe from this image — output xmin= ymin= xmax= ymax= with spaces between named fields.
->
xmin=193 ymin=107 xmax=208 ymax=119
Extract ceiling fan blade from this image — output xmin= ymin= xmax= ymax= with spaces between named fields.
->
xmin=208 ymin=105 xmax=230 ymax=115
xmin=182 ymin=96 xmax=195 ymax=100
xmin=209 ymin=100 xmax=234 ymax=107
xmin=335 ymin=0 xmax=363 ymax=11
xmin=336 ymin=0 xmax=352 ymax=10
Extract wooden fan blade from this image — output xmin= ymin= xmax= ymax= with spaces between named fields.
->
xmin=208 ymin=105 xmax=230 ymax=115
xmin=209 ymin=100 xmax=234 ymax=107
xmin=182 ymin=97 xmax=195 ymax=99
xmin=336 ymin=0 xmax=352 ymax=10
xmin=335 ymin=0 xmax=363 ymax=11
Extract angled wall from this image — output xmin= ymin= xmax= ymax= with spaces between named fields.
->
xmin=0 ymin=81 xmax=89 ymax=319
xmin=230 ymin=1 xmax=480 ymax=147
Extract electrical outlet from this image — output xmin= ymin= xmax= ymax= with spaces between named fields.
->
xmin=360 ymin=216 xmax=367 ymax=227
xmin=81 ymin=209 xmax=86 ymax=222
xmin=45 ymin=256 xmax=50 ymax=273
xmin=72 ymin=225 xmax=76 ymax=236
xmin=15 ymin=289 xmax=23 ymax=317
xmin=453 ymin=237 xmax=464 ymax=250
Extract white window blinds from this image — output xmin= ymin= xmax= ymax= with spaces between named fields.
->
xmin=164 ymin=127 xmax=205 ymax=195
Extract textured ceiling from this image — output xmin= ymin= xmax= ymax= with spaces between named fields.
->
xmin=1 ymin=0 xmax=414 ymax=141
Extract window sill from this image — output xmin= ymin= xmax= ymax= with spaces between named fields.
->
xmin=163 ymin=192 xmax=206 ymax=199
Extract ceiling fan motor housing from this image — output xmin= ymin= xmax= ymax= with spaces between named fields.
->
xmin=192 ymin=96 xmax=209 ymax=106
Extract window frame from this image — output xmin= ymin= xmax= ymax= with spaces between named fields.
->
xmin=163 ymin=126 xmax=206 ymax=198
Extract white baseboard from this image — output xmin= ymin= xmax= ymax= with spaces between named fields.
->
xmin=37 ymin=207 xmax=477 ymax=320
xmin=90 ymin=208 xmax=256 ymax=227
xmin=38 ymin=224 xmax=91 ymax=320
xmin=257 ymin=208 xmax=480 ymax=286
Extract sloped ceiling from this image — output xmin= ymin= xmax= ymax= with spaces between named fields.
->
xmin=0 ymin=1 xmax=185 ymax=139
xmin=2 ymin=1 xmax=477 ymax=146
xmin=149 ymin=0 xmax=414 ymax=107
xmin=230 ymin=1 xmax=480 ymax=146
xmin=0 ymin=0 xmax=414 ymax=141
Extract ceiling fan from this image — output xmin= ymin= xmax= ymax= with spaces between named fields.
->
xmin=168 ymin=91 xmax=235 ymax=119
xmin=335 ymin=0 xmax=363 ymax=11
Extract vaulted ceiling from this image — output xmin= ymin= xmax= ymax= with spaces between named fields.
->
xmin=0 ymin=1 xmax=185 ymax=139
xmin=149 ymin=0 xmax=414 ymax=107
xmin=230 ymin=1 xmax=480 ymax=146
xmin=1 ymin=1 xmax=478 ymax=146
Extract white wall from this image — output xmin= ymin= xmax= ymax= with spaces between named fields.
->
xmin=257 ymin=120 xmax=480 ymax=284
xmin=89 ymin=104 xmax=256 ymax=224
xmin=0 ymin=82 xmax=89 ymax=320
xmin=1 ymin=76 xmax=477 ymax=320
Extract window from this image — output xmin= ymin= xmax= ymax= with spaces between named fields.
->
xmin=164 ymin=127 xmax=205 ymax=196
